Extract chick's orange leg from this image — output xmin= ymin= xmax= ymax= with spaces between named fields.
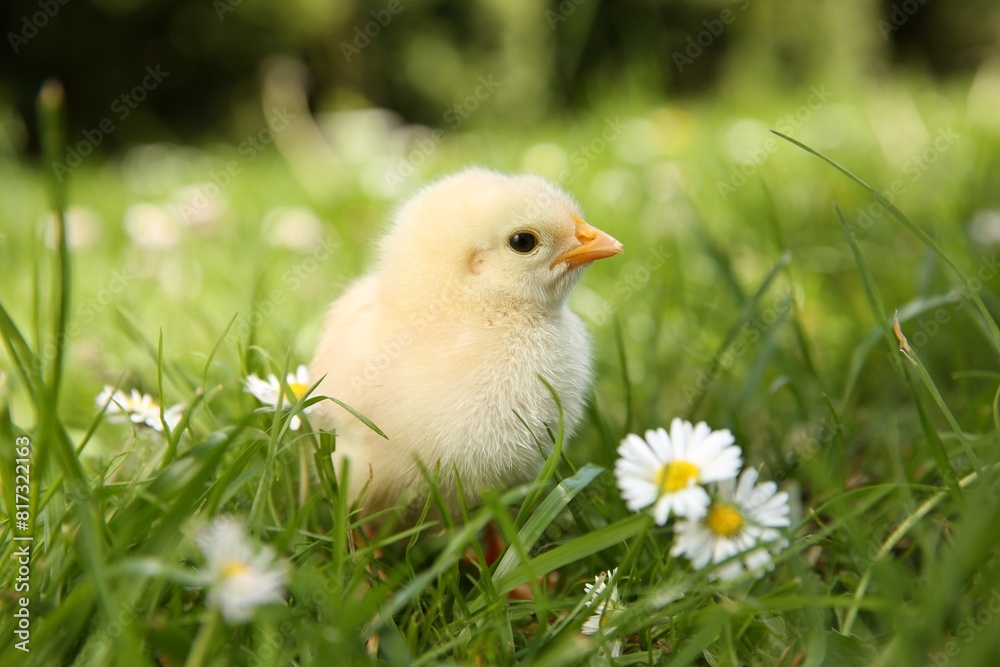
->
xmin=462 ymin=520 xmax=506 ymax=567
xmin=483 ymin=520 xmax=505 ymax=565
xmin=464 ymin=521 xmax=557 ymax=600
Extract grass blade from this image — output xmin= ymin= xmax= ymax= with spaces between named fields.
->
xmin=834 ymin=204 xmax=960 ymax=497
xmin=773 ymin=130 xmax=1000 ymax=353
xmin=512 ymin=376 xmax=567 ymax=528
xmin=686 ymin=250 xmax=791 ymax=415
xmin=491 ymin=463 xmax=604 ymax=584
xmin=0 ymin=299 xmax=41 ymax=405
xmin=495 ymin=513 xmax=650 ymax=596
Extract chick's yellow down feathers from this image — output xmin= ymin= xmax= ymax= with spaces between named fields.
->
xmin=310 ymin=167 xmax=623 ymax=520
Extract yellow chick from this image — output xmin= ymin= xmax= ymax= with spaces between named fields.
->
xmin=310 ymin=167 xmax=623 ymax=521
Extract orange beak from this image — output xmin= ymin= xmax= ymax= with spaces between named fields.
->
xmin=551 ymin=215 xmax=624 ymax=270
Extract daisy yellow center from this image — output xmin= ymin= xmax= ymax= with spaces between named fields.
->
xmin=657 ymin=460 xmax=699 ymax=494
xmin=599 ymin=604 xmax=617 ymax=628
xmin=221 ymin=560 xmax=250 ymax=578
xmin=126 ymin=398 xmax=158 ymax=411
xmin=285 ymin=382 xmax=309 ymax=400
xmin=705 ymin=503 xmax=745 ymax=537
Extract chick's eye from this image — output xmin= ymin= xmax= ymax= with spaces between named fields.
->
xmin=508 ymin=232 xmax=538 ymax=254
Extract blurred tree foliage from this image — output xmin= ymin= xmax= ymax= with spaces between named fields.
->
xmin=1 ymin=0 xmax=998 ymax=153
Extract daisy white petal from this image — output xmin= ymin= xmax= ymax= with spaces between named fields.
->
xmin=96 ymin=385 xmax=122 ymax=410
xmin=644 ymin=427 xmax=672 ymax=460
xmin=95 ymin=385 xmax=182 ymax=432
xmin=290 ymin=364 xmax=311 ymax=389
xmin=671 ymin=468 xmax=791 ymax=581
xmin=620 ymin=433 xmax=662 ymax=468
xmin=734 ymin=466 xmax=760 ymax=498
xmin=581 ymin=568 xmax=625 ymax=657
xmin=245 ymin=373 xmax=280 ymax=406
xmin=668 ymin=419 xmax=690 ymax=457
xmin=614 ymin=419 xmax=743 ymax=524
xmin=159 ymin=403 xmax=185 ymax=431
xmin=715 ymin=560 xmax=743 ymax=582
xmin=245 ymin=366 xmax=317 ymax=431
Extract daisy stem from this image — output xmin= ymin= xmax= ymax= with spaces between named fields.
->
xmin=299 ymin=438 xmax=311 ymax=509
xmin=158 ymin=327 xmax=177 ymax=464
xmin=38 ymin=80 xmax=70 ymax=416
xmin=185 ymin=612 xmax=220 ymax=667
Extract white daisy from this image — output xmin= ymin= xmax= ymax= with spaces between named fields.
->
xmin=196 ymin=516 xmax=288 ymax=624
xmin=581 ymin=568 xmax=625 ymax=658
xmin=671 ymin=467 xmax=791 ymax=581
xmin=614 ymin=418 xmax=742 ymax=524
xmin=95 ymin=385 xmax=183 ymax=432
xmin=244 ymin=364 xmax=316 ymax=430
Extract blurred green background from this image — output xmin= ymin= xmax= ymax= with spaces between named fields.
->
xmin=4 ymin=2 xmax=1000 ymax=665
xmin=2 ymin=0 xmax=1000 ymax=149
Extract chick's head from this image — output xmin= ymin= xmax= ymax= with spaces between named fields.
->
xmin=378 ymin=168 xmax=623 ymax=315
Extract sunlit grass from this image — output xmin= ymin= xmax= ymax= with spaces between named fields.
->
xmin=2 ymin=81 xmax=1000 ymax=665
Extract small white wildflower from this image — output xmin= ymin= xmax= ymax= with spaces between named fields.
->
xmin=671 ymin=467 xmax=791 ymax=581
xmin=244 ymin=364 xmax=316 ymax=431
xmin=95 ymin=385 xmax=182 ymax=432
xmin=196 ymin=516 xmax=288 ymax=624
xmin=614 ymin=418 xmax=743 ymax=524
xmin=581 ymin=568 xmax=625 ymax=657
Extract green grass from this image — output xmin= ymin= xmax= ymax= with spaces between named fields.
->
xmin=2 ymin=78 xmax=1000 ymax=666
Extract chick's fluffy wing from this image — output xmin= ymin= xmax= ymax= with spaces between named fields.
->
xmin=309 ymin=275 xmax=393 ymax=427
